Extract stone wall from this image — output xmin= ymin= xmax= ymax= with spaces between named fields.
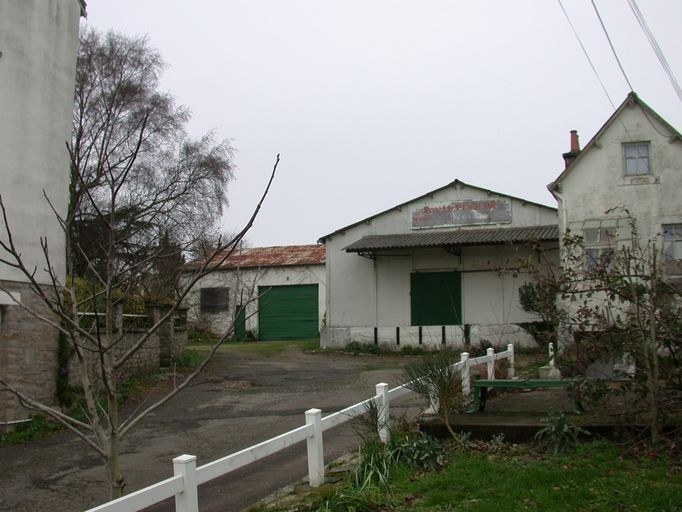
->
xmin=69 ymin=305 xmax=189 ymax=381
xmin=1 ymin=293 xmax=189 ymax=425
xmin=0 ymin=280 xmax=60 ymax=424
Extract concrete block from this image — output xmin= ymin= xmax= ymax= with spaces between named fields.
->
xmin=539 ymin=365 xmax=562 ymax=379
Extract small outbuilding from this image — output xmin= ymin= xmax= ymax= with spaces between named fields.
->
xmin=319 ymin=180 xmax=559 ymax=350
xmin=184 ymin=245 xmax=326 ymax=340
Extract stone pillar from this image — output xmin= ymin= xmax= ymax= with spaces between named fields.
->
xmin=146 ymin=303 xmax=173 ymax=368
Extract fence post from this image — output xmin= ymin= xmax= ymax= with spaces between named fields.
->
xmin=507 ymin=343 xmax=515 ymax=379
xmin=376 ymin=383 xmax=390 ymax=444
xmin=305 ymin=408 xmax=325 ymax=487
xmin=460 ymin=352 xmax=470 ymax=400
xmin=173 ymin=454 xmax=198 ymax=512
xmin=486 ymin=347 xmax=495 ymax=380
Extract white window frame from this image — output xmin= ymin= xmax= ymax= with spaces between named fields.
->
xmin=663 ymin=224 xmax=682 ymax=262
xmin=623 ymin=142 xmax=651 ymax=176
xmin=580 ymin=218 xmax=630 ymax=271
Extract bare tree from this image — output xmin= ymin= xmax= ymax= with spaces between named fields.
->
xmin=0 ymin=27 xmax=280 ymax=499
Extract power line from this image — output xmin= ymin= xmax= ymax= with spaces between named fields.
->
xmin=590 ymin=0 xmax=634 ymax=92
xmin=626 ymin=0 xmax=682 ymax=104
xmin=557 ymin=0 xmax=616 ymax=110
xmin=557 ymin=0 xmax=634 ymax=141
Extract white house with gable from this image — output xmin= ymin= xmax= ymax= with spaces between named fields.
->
xmin=319 ymin=180 xmax=559 ymax=350
xmin=549 ymin=92 xmax=682 ymax=285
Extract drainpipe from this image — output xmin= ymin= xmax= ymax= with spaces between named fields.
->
xmin=550 ymin=186 xmax=568 ymax=238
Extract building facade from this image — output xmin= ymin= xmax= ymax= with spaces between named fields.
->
xmin=320 ymin=180 xmax=559 ymax=350
xmin=0 ymin=0 xmax=84 ymax=424
xmin=549 ymin=93 xmax=682 ymax=354
xmin=550 ymin=92 xmax=682 ymax=262
xmin=185 ymin=245 xmax=326 ymax=340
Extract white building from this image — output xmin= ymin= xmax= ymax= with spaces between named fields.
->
xmin=319 ymin=180 xmax=559 ymax=350
xmin=549 ymin=93 xmax=682 ymax=280
xmin=0 ymin=0 xmax=84 ymax=423
xmin=185 ymin=245 xmax=326 ymax=340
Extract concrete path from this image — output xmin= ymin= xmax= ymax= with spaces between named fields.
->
xmin=0 ymin=343 xmax=422 ymax=512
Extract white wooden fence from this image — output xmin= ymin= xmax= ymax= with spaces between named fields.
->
xmin=85 ymin=345 xmax=514 ymax=512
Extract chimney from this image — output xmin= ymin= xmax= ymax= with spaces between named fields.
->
xmin=562 ymin=130 xmax=580 ymax=168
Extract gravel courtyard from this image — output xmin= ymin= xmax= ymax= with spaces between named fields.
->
xmin=0 ymin=342 xmax=422 ymax=512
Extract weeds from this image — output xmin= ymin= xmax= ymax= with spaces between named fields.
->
xmin=392 ymin=432 xmax=446 ymax=471
xmin=344 ymin=342 xmax=380 ymax=355
xmin=349 ymin=440 xmax=395 ymax=491
xmin=400 ymin=346 xmax=426 ymax=356
xmin=173 ymin=349 xmax=204 ymax=369
xmin=0 ymin=416 xmax=62 ymax=446
xmin=535 ymin=410 xmax=590 ymax=454
xmin=448 ymin=431 xmax=474 ymax=453
xmin=403 ymin=348 xmax=463 ymax=439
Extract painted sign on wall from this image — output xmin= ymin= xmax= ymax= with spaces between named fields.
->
xmin=411 ymin=199 xmax=512 ymax=229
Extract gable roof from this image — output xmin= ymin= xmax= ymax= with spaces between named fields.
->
xmin=187 ymin=244 xmax=325 ymax=271
xmin=549 ymin=92 xmax=682 ymax=191
xmin=318 ymin=179 xmax=556 ymax=242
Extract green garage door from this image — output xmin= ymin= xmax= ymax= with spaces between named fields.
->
xmin=411 ymin=271 xmax=462 ymax=326
xmin=258 ymin=284 xmax=319 ymax=340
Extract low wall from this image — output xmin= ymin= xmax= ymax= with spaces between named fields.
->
xmin=70 ymin=305 xmax=189 ymax=380
xmin=321 ymin=323 xmax=537 ymax=351
xmin=1 ymin=296 xmax=189 ymax=425
xmin=0 ymin=280 xmax=59 ymax=425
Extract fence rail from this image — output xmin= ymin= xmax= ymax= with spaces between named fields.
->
xmin=85 ymin=344 xmax=515 ymax=512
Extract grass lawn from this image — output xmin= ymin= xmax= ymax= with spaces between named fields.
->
xmin=380 ymin=441 xmax=682 ymax=512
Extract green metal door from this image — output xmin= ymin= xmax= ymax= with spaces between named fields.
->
xmin=410 ymin=271 xmax=462 ymax=326
xmin=234 ymin=305 xmax=246 ymax=340
xmin=258 ymin=284 xmax=319 ymax=340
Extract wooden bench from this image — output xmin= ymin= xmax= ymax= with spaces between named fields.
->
xmin=467 ymin=378 xmax=583 ymax=414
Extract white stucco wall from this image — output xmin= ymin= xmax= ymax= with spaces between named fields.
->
xmin=0 ymin=0 xmax=81 ymax=284
xmin=185 ymin=264 xmax=326 ymax=336
xmin=556 ymin=101 xmax=682 ymax=245
xmin=322 ymin=182 xmax=559 ymax=348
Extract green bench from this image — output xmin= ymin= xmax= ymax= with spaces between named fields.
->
xmin=467 ymin=378 xmax=583 ymax=414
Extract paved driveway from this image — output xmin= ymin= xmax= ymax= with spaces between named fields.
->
xmin=0 ymin=343 xmax=422 ymax=512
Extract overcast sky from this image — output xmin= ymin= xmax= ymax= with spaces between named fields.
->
xmin=85 ymin=1 xmax=682 ymax=247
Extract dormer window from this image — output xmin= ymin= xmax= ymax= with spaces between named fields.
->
xmin=624 ymin=142 xmax=650 ymax=176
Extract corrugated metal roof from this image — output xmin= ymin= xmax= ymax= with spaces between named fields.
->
xmin=343 ymin=225 xmax=559 ymax=252
xmin=190 ymin=244 xmax=325 ymax=270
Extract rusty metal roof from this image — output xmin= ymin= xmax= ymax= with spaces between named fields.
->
xmin=195 ymin=244 xmax=326 ymax=270
xmin=343 ymin=225 xmax=559 ymax=252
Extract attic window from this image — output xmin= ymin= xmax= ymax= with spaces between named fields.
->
xmin=623 ymin=142 xmax=650 ymax=176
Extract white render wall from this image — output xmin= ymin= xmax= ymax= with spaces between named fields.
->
xmin=557 ymin=101 xmax=682 ymax=245
xmin=0 ymin=0 xmax=81 ymax=284
xmin=322 ymin=182 xmax=559 ymax=348
xmin=185 ymin=264 xmax=326 ymax=336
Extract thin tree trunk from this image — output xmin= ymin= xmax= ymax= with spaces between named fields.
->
xmin=648 ymin=249 xmax=660 ymax=442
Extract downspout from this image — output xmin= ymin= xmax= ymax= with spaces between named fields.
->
xmin=549 ymin=184 xmax=567 ymax=238
xmin=374 ymin=257 xmax=379 ymax=326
